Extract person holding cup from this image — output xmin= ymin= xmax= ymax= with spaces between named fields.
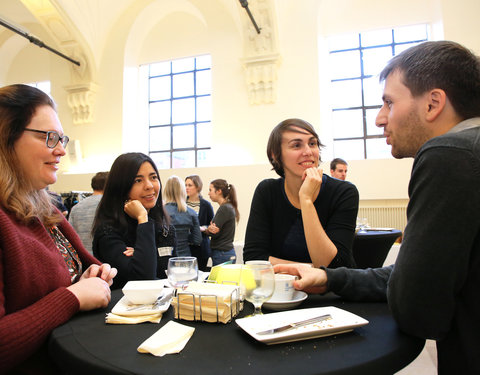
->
xmin=0 ymin=84 xmax=117 ymax=373
xmin=93 ymin=153 xmax=176 ymax=289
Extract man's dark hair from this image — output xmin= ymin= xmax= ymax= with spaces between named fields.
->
xmin=380 ymin=40 xmax=480 ymax=119
xmin=330 ymin=158 xmax=347 ymax=171
xmin=91 ymin=171 xmax=109 ymax=191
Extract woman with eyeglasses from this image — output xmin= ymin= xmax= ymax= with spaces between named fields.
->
xmin=0 ymin=84 xmax=117 ymax=373
xmin=92 ymin=153 xmax=176 ymax=290
xmin=243 ymin=118 xmax=358 ymax=268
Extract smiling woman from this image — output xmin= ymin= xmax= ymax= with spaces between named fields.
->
xmin=0 ymin=84 xmax=117 ymax=373
xmin=243 ymin=118 xmax=359 ymax=268
xmin=92 ymin=152 xmax=176 ymax=289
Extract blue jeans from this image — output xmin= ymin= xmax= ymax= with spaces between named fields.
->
xmin=211 ymin=248 xmax=236 ymax=266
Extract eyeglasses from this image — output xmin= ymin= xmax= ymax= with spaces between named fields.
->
xmin=24 ymin=128 xmax=69 ymax=149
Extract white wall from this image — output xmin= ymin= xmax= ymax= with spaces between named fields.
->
xmin=2 ymin=0 xmax=480 ymax=241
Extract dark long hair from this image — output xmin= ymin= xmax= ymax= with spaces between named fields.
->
xmin=211 ymin=178 xmax=240 ymax=222
xmin=92 ymin=153 xmax=168 ymax=235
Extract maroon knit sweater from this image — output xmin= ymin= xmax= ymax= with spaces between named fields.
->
xmin=0 ymin=207 xmax=100 ymax=373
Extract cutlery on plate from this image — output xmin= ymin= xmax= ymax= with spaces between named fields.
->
xmin=256 ymin=313 xmax=332 ymax=335
xmin=126 ymin=292 xmax=171 ymax=311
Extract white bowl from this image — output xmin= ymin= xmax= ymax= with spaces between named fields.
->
xmin=122 ymin=280 xmax=164 ymax=304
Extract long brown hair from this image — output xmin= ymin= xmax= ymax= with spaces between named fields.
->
xmin=0 ymin=84 xmax=62 ymax=226
xmin=211 ymin=179 xmax=240 ymax=222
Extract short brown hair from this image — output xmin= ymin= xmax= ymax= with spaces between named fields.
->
xmin=267 ymin=118 xmax=324 ymax=177
xmin=91 ymin=171 xmax=109 ymax=191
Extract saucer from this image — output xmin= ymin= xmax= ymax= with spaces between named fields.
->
xmin=263 ymin=291 xmax=308 ymax=311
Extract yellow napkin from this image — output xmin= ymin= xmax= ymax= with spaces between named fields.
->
xmin=105 ymin=312 xmax=162 ymax=324
xmin=171 ymin=282 xmax=241 ymax=323
xmin=137 ymin=320 xmax=195 ymax=356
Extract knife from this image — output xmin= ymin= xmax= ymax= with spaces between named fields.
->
xmin=256 ymin=313 xmax=332 ymax=335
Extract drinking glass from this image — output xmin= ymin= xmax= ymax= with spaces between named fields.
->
xmin=167 ymin=257 xmax=198 ymax=288
xmin=240 ymin=261 xmax=275 ymax=316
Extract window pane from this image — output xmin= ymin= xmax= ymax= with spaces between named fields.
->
xmin=197 ymin=122 xmax=211 ymax=148
xmin=149 ymin=101 xmax=170 ymax=125
xmin=172 ymin=150 xmax=195 ymax=168
xmin=197 ymin=96 xmax=211 ymax=122
xmin=366 ymin=138 xmax=392 ymax=159
xmin=173 ymin=72 xmax=194 ymax=98
xmin=362 ymin=46 xmax=392 ymax=76
xmin=197 ymin=149 xmax=211 ymax=167
xmin=394 ymin=42 xmax=421 ymax=55
xmin=394 ymin=24 xmax=428 ymax=43
xmin=333 ymin=139 xmax=365 ymax=160
xmin=196 ymin=55 xmax=211 ymax=70
xmin=332 ymin=109 xmax=363 ymax=138
xmin=150 ymin=152 xmax=170 ymax=169
xmin=149 ymin=61 xmax=170 ymax=76
xmin=172 ymin=57 xmax=194 ymax=73
xmin=327 ymin=33 xmax=358 ymax=51
xmin=150 ymin=76 xmax=171 ymax=101
xmin=196 ymin=70 xmax=211 ymax=95
xmin=365 ymin=108 xmax=383 ymax=136
xmin=149 ymin=126 xmax=170 ymax=151
xmin=363 ymin=77 xmax=383 ymax=107
xmin=329 ymin=50 xmax=361 ymax=79
xmin=330 ymin=79 xmax=362 ymax=108
xmin=173 ymin=124 xmax=194 ymax=149
xmin=361 ymin=29 xmax=392 ymax=47
xmin=172 ymin=98 xmax=195 ymax=123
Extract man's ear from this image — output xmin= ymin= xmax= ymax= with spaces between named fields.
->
xmin=425 ymin=88 xmax=447 ymax=122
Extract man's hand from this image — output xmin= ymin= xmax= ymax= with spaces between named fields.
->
xmin=274 ymin=263 xmax=328 ymax=294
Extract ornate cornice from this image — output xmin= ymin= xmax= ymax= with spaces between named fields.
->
xmin=240 ymin=0 xmax=280 ymax=105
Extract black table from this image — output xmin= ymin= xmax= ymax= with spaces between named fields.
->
xmin=353 ymin=229 xmax=402 ymax=268
xmin=49 ymin=289 xmax=424 ymax=375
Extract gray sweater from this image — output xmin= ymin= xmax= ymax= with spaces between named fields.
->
xmin=325 ymin=118 xmax=480 ymax=374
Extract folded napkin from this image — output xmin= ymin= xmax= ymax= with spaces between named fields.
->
xmin=105 ymin=312 xmax=162 ymax=324
xmin=171 ymin=282 xmax=241 ymax=323
xmin=137 ymin=320 xmax=195 ymax=356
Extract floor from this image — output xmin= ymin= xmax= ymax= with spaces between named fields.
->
xmin=384 ymin=244 xmax=438 ymax=374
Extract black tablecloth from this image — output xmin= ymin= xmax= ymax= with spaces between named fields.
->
xmin=353 ymin=229 xmax=402 ymax=268
xmin=49 ymin=289 xmax=424 ymax=375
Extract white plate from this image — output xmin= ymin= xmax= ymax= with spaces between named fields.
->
xmin=111 ymin=288 xmax=174 ymax=316
xmin=236 ymin=306 xmax=369 ymax=345
xmin=263 ymin=291 xmax=308 ymax=311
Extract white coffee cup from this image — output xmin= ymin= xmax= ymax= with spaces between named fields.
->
xmin=271 ymin=273 xmax=297 ymax=301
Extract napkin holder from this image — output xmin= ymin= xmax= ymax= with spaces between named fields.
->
xmin=171 ymin=282 xmax=242 ymax=324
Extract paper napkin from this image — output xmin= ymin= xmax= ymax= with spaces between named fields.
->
xmin=105 ymin=312 xmax=162 ymax=324
xmin=137 ymin=320 xmax=195 ymax=356
xmin=170 ymin=282 xmax=241 ymax=323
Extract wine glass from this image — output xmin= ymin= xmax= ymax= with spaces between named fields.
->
xmin=240 ymin=261 xmax=275 ymax=316
xmin=167 ymin=257 xmax=198 ymax=288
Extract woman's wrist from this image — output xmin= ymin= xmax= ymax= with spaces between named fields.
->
xmin=137 ymin=214 xmax=148 ymax=224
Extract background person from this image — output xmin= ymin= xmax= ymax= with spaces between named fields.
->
xmin=92 ymin=153 xmax=175 ymax=289
xmin=164 ymin=175 xmax=202 ymax=257
xmin=185 ymin=174 xmax=214 ymax=271
xmin=0 ymin=84 xmax=116 ymax=373
xmin=206 ymin=179 xmax=239 ymax=266
xmin=330 ymin=158 xmax=348 ymax=181
xmin=243 ymin=119 xmax=358 ymax=268
xmin=275 ymin=41 xmax=480 ymax=374
xmin=69 ymin=171 xmax=109 ymax=254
